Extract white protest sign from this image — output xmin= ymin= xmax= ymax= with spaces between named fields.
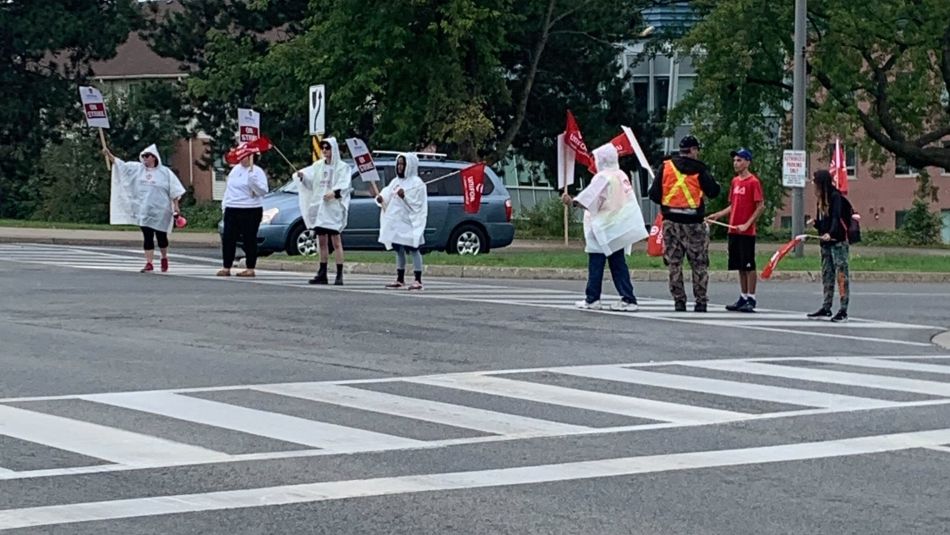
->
xmin=345 ymin=138 xmax=380 ymax=183
xmin=782 ymin=150 xmax=807 ymax=188
xmin=309 ymin=85 xmax=325 ymax=136
xmin=238 ymin=108 xmax=260 ymax=142
xmin=79 ymin=86 xmax=110 ymax=129
xmin=556 ymin=133 xmax=575 ymax=190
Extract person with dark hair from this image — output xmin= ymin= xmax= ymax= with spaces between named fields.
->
xmin=218 ymin=143 xmax=269 ymax=278
xmin=807 ymin=169 xmax=850 ymax=322
xmin=648 ymin=135 xmax=721 ymax=312
xmin=295 ymin=137 xmax=351 ymax=285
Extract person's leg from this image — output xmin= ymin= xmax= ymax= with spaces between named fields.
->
xmin=318 ymin=233 xmax=330 ymax=264
xmin=220 ymin=209 xmax=237 ymax=273
xmin=834 ymin=243 xmax=850 ymax=314
xmin=241 ymin=208 xmax=262 ymax=271
xmin=332 ymin=234 xmax=344 ymax=285
xmin=606 ymin=248 xmax=636 ymax=304
xmin=387 ymin=245 xmax=407 ymax=288
xmin=584 ymin=253 xmax=607 ymax=305
xmin=408 ymin=247 xmax=424 ymax=289
xmin=820 ymin=245 xmax=835 ymax=311
xmin=140 ymin=227 xmax=155 ymax=269
xmin=684 ymin=222 xmax=710 ymax=308
xmin=663 ymin=221 xmax=687 ymax=309
xmin=156 ymin=231 xmax=170 ymax=272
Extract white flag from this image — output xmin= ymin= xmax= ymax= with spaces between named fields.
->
xmin=557 ymin=133 xmax=575 ymax=190
xmin=79 ymin=86 xmax=109 ymax=129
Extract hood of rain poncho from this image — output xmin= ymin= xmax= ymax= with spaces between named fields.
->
xmin=574 ymin=144 xmax=648 ymax=255
xmin=377 ymin=152 xmax=428 ymax=249
xmin=110 ymin=144 xmax=186 ymax=234
xmin=296 ymin=136 xmax=352 ymax=231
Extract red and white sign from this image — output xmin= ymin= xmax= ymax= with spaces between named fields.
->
xmin=238 ymin=108 xmax=260 ymax=142
xmin=461 ymin=163 xmax=486 ymax=214
xmin=608 ymin=126 xmax=654 ymax=179
xmin=647 ymin=213 xmax=664 ymax=256
xmin=564 ymin=110 xmax=594 ymax=174
xmin=831 ymin=138 xmax=849 ymax=195
xmin=79 ymin=86 xmax=109 ymax=128
xmin=345 ymin=138 xmax=380 ymax=183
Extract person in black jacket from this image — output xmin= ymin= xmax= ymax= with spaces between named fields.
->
xmin=807 ymin=169 xmax=850 ymax=322
xmin=648 ymin=136 xmax=721 ymax=312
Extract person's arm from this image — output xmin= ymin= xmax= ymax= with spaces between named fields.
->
xmin=647 ymin=168 xmax=662 ymax=204
xmin=250 ymin=168 xmax=268 ymax=197
xmin=699 ymin=168 xmax=721 ymax=198
xmin=707 ymin=205 xmax=731 ymax=221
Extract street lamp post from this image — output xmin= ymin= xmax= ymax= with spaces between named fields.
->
xmin=791 ymin=0 xmax=807 ymax=256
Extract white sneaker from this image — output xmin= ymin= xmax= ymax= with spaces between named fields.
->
xmin=610 ymin=301 xmax=639 ymax=312
xmin=575 ymin=299 xmax=602 ymax=310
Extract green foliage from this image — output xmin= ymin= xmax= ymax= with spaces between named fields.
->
xmin=900 ymin=199 xmax=942 ymax=246
xmin=513 ymin=197 xmax=582 ymax=239
xmin=0 ymin=0 xmax=143 ymax=217
xmin=178 ymin=199 xmax=222 ymax=230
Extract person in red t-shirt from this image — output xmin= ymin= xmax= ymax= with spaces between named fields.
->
xmin=707 ymin=148 xmax=764 ymax=312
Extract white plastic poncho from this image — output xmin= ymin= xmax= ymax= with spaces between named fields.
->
xmin=377 ymin=152 xmax=428 ymax=249
xmin=573 ymin=144 xmax=648 ymax=255
xmin=110 ymin=144 xmax=186 ymax=233
xmin=295 ymin=137 xmax=352 ymax=231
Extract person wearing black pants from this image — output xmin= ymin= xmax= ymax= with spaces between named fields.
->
xmin=218 ymin=147 xmax=269 ymax=277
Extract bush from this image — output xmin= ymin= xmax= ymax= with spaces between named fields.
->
xmin=179 ymin=197 xmax=222 ymax=230
xmin=513 ymin=197 xmax=582 ymax=239
xmin=899 ymin=198 xmax=942 ymax=246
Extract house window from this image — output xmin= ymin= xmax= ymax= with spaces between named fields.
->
xmin=944 ymin=142 xmax=950 ymax=176
xmin=895 ymin=210 xmax=908 ymax=229
xmin=894 ymin=157 xmax=917 ymax=177
xmin=780 ymin=216 xmax=792 ymax=229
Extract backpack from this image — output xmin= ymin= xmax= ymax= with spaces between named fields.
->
xmin=839 ymin=196 xmax=861 ymax=244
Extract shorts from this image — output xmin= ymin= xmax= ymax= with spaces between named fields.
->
xmin=727 ymin=234 xmax=756 ymax=271
xmin=313 ymin=227 xmax=340 ymax=236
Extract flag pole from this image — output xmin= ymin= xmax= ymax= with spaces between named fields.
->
xmin=270 ymin=144 xmax=299 ymax=174
xmin=98 ymin=128 xmax=111 ymax=170
xmin=563 ymin=185 xmax=569 ymax=246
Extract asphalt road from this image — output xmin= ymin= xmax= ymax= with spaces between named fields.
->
xmin=0 ymin=244 xmax=948 ymax=534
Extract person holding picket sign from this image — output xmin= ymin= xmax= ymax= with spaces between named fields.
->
xmin=561 ymin=144 xmax=647 ymax=311
xmin=376 ymin=153 xmax=428 ymax=290
xmin=807 ymin=169 xmax=850 ymax=322
xmin=295 ymin=137 xmax=351 ymax=285
xmin=105 ymin=144 xmax=186 ymax=273
xmin=218 ymin=142 xmax=269 ymax=277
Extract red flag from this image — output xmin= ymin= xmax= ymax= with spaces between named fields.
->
xmin=224 ymin=136 xmax=272 ymax=165
xmin=565 ymin=110 xmax=595 ymax=173
xmin=248 ymin=135 xmax=273 ymax=153
xmin=831 ymin=138 xmax=848 ymax=195
xmin=461 ymin=162 xmax=486 ymax=214
xmin=761 ymin=235 xmax=809 ymax=280
xmin=647 ymin=213 xmax=664 ymax=257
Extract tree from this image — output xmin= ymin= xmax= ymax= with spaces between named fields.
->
xmin=146 ymin=0 xmax=655 ymax=181
xmin=0 ymin=0 xmax=142 ymax=217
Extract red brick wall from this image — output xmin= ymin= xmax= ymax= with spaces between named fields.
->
xmin=166 ymin=138 xmax=214 ymax=202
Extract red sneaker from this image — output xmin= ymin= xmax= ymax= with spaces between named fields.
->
xmin=140 ymin=263 xmax=154 ymax=273
xmin=160 ymin=258 xmax=169 ymax=272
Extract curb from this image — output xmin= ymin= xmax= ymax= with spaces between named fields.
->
xmin=254 ymin=260 xmax=950 ymax=283
xmin=933 ymin=331 xmax=950 ymax=350
xmin=0 ymin=236 xmax=217 ymax=249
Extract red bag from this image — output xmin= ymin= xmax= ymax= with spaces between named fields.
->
xmin=647 ymin=213 xmax=664 ymax=257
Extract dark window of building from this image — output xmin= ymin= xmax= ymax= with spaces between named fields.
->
xmin=894 ymin=158 xmax=917 ymax=176
xmin=895 ymin=210 xmax=908 ymax=228
xmin=780 ymin=216 xmax=792 ymax=229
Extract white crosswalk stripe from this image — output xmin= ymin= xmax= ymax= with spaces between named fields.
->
xmin=0 ymin=354 xmax=947 ymax=480
xmin=0 ymin=243 xmax=937 ymax=338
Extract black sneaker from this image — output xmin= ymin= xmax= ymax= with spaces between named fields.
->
xmin=725 ymin=296 xmax=747 ymax=311
xmin=738 ymin=297 xmax=757 ymax=313
xmin=694 ymin=302 xmax=708 ymax=313
xmin=807 ymin=308 xmax=832 ymax=320
xmin=674 ymin=301 xmax=687 ymax=312
xmin=830 ymin=310 xmax=849 ymax=323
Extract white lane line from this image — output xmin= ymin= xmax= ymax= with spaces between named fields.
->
xmin=559 ymin=365 xmax=894 ymax=410
xmin=704 ymin=324 xmax=937 ymax=348
xmin=81 ymin=392 xmax=422 ymax=452
xmin=0 ymin=405 xmax=230 ymax=466
xmin=803 ymin=357 xmax=950 ymax=375
xmin=2 ymin=428 xmax=949 ymax=530
xmin=407 ymin=374 xmax=748 ymax=425
xmin=253 ymin=383 xmax=590 ymax=436
xmin=691 ymin=320 xmax=935 ymax=329
xmin=924 ymin=445 xmax=950 ymax=454
xmin=688 ymin=361 xmax=950 ymax=397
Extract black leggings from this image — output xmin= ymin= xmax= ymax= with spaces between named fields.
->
xmin=141 ymin=227 xmax=168 ymax=250
xmin=222 ymin=207 xmax=263 ymax=269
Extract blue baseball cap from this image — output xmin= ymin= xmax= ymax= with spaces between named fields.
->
xmin=730 ymin=148 xmax=753 ymax=161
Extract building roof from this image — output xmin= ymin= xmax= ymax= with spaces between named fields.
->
xmin=89 ymin=0 xmax=188 ymax=80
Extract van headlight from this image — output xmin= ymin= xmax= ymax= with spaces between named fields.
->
xmin=261 ymin=207 xmax=280 ymax=225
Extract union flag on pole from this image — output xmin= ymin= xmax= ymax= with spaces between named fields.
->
xmin=461 ymin=162 xmax=486 ymax=214
xmin=831 ymin=138 xmax=848 ymax=195
xmin=565 ymin=110 xmax=595 ymax=174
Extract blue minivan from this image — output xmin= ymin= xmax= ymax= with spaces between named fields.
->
xmin=225 ymin=153 xmax=515 ymax=256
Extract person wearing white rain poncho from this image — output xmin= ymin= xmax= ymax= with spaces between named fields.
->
xmin=561 ymin=144 xmax=648 ymax=311
xmin=295 ymin=137 xmax=351 ymax=285
xmin=375 ymin=153 xmax=428 ymax=290
xmin=105 ymin=144 xmax=186 ymax=273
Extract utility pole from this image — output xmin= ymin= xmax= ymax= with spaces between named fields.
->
xmin=791 ymin=0 xmax=807 ymax=256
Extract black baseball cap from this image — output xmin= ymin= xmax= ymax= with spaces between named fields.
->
xmin=679 ymin=135 xmax=700 ymax=149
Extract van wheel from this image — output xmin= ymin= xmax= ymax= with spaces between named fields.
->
xmin=286 ymin=224 xmax=318 ymax=256
xmin=448 ymin=224 xmax=487 ymax=255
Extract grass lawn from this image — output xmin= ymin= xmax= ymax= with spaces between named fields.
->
xmin=284 ymin=248 xmax=950 ymax=272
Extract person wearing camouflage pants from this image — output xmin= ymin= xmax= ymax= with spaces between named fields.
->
xmin=820 ymin=242 xmax=850 ymax=313
xmin=663 ymin=220 xmax=710 ymax=308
